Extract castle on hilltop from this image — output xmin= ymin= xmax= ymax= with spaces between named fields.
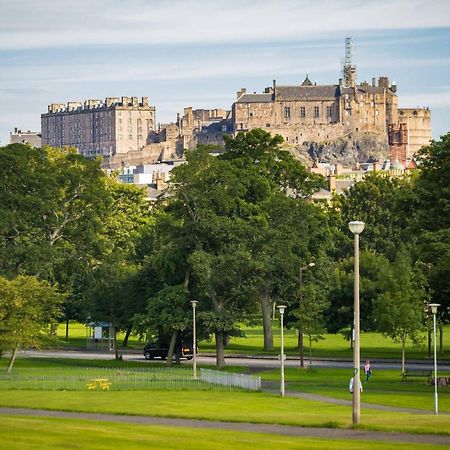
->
xmin=41 ymin=38 xmax=431 ymax=169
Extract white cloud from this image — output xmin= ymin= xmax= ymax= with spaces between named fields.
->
xmin=1 ymin=0 xmax=449 ymax=50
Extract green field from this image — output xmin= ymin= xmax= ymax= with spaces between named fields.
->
xmin=0 ymin=416 xmax=437 ymax=450
xmin=58 ymin=322 xmax=450 ymax=361
xmin=1 ymin=358 xmax=450 ymax=436
xmin=1 ymin=356 xmax=450 ymax=450
xmin=259 ymin=367 xmax=450 ymax=412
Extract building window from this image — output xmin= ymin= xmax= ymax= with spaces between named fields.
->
xmin=314 ymin=106 xmax=320 ymax=117
xmin=284 ymin=107 xmax=291 ymax=119
xmin=326 ymin=106 xmax=332 ymax=117
xmin=299 ymin=107 xmax=305 ymax=118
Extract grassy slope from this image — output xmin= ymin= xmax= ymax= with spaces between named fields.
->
xmin=0 ymin=416 xmax=435 ymax=450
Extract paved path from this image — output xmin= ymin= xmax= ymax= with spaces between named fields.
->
xmin=19 ymin=349 xmax=450 ymax=371
xmin=1 ymin=407 xmax=449 ymax=445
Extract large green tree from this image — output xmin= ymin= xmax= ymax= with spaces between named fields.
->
xmin=0 ymin=275 xmax=64 ymax=372
xmin=372 ymin=250 xmax=426 ymax=373
xmin=414 ymin=133 xmax=450 ymax=351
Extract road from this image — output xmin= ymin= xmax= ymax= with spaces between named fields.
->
xmin=20 ymin=349 xmax=450 ymax=371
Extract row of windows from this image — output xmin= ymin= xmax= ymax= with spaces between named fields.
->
xmin=283 ymin=106 xmax=333 ymax=119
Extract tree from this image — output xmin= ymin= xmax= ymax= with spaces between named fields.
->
xmin=220 ymin=130 xmax=326 ymax=349
xmin=414 ymin=133 xmax=450 ymax=351
xmin=189 ymin=246 xmax=258 ymax=368
xmin=134 ymin=285 xmax=192 ymax=366
xmin=336 ymin=172 xmax=416 ymax=260
xmin=0 ymin=275 xmax=64 ymax=372
xmin=326 ymin=251 xmax=390 ymax=338
xmin=0 ymin=144 xmax=112 ymax=339
xmin=372 ymin=250 xmax=426 ymax=373
xmin=85 ymin=259 xmax=138 ymax=360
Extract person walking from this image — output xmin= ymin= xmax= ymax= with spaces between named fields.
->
xmin=364 ymin=360 xmax=372 ymax=382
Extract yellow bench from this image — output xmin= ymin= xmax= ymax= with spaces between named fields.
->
xmin=87 ymin=378 xmax=111 ymax=390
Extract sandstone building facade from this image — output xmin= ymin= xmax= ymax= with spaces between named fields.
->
xmin=40 ymin=39 xmax=431 ymax=168
xmin=41 ymin=97 xmax=156 ymax=158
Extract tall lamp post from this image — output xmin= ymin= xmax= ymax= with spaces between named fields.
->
xmin=278 ymin=305 xmax=287 ymax=397
xmin=299 ymin=262 xmax=315 ymax=368
xmin=429 ymin=303 xmax=440 ymax=414
xmin=190 ymin=300 xmax=198 ymax=380
xmin=349 ymin=220 xmax=365 ymax=426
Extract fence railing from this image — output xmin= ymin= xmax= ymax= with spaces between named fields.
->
xmin=200 ymin=368 xmax=261 ymax=391
xmin=0 ymin=367 xmax=260 ymax=392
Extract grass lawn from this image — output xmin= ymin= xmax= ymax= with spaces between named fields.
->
xmin=1 ymin=358 xmax=450 ymax=436
xmin=57 ymin=322 xmax=450 ymax=361
xmin=1 ymin=389 xmax=450 ymax=436
xmin=0 ymin=416 xmax=436 ymax=450
xmin=259 ymin=367 xmax=450 ymax=412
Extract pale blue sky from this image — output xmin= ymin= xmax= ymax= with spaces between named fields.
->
xmin=1 ymin=0 xmax=449 ymax=145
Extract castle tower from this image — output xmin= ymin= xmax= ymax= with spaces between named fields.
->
xmin=342 ymin=37 xmax=356 ymax=87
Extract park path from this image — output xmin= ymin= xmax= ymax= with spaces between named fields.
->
xmin=1 ymin=406 xmax=449 ymax=446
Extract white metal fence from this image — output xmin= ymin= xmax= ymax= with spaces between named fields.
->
xmin=0 ymin=367 xmax=261 ymax=392
xmin=200 ymin=368 xmax=261 ymax=391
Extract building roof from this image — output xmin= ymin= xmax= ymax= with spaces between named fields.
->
xmin=236 ymin=93 xmax=273 ymax=103
xmin=341 ymin=86 xmax=392 ymax=95
xmin=275 ymin=85 xmax=339 ymax=100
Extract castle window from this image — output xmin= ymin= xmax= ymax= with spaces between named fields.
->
xmin=326 ymin=106 xmax=332 ymax=117
xmin=284 ymin=107 xmax=291 ymax=119
xmin=299 ymin=106 xmax=306 ymax=118
xmin=314 ymin=106 xmax=320 ymax=117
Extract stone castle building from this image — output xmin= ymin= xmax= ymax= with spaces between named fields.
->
xmin=40 ymin=39 xmax=431 ymax=169
xmin=41 ymin=96 xmax=156 ymax=158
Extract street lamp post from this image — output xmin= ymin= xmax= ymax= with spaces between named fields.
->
xmin=278 ymin=305 xmax=287 ymax=397
xmin=429 ymin=303 xmax=440 ymax=415
xmin=190 ymin=300 xmax=198 ymax=380
xmin=349 ymin=220 xmax=365 ymax=426
xmin=299 ymin=262 xmax=315 ymax=368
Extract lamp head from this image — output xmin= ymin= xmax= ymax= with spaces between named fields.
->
xmin=349 ymin=221 xmax=365 ymax=235
xmin=190 ymin=300 xmax=198 ymax=308
xmin=428 ymin=303 xmax=440 ymax=315
xmin=277 ymin=305 xmax=287 ymax=315
xmin=308 ymin=262 xmax=316 ymax=268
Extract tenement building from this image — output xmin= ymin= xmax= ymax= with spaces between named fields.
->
xmin=41 ymin=97 xmax=156 ymax=158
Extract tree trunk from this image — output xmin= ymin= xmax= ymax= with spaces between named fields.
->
xmin=401 ymin=338 xmax=406 ymax=374
xmin=215 ymin=331 xmax=225 ymax=369
xmin=65 ymin=318 xmax=69 ymax=340
xmin=112 ymin=325 xmax=120 ymax=360
xmin=7 ymin=344 xmax=19 ymax=373
xmin=122 ymin=325 xmax=132 ymax=347
xmin=439 ymin=323 xmax=443 ymax=355
xmin=298 ymin=330 xmax=305 ymax=367
xmin=260 ymin=286 xmax=273 ymax=351
xmin=166 ymin=330 xmax=178 ymax=367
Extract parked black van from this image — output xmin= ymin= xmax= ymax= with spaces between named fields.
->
xmin=143 ymin=338 xmax=194 ymax=360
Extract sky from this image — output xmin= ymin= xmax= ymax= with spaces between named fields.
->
xmin=1 ymin=0 xmax=449 ymax=145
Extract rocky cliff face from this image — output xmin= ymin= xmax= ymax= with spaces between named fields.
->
xmin=289 ymin=132 xmax=389 ymax=166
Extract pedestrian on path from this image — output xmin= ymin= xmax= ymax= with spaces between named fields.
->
xmin=349 ymin=377 xmax=363 ymax=393
xmin=364 ymin=360 xmax=372 ymax=382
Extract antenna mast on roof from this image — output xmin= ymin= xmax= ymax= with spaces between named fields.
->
xmin=342 ymin=36 xmax=356 ymax=87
